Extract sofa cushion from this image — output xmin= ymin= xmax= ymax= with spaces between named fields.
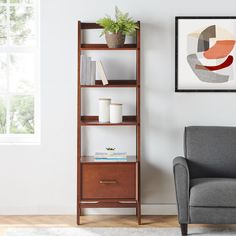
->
xmin=185 ymin=126 xmax=236 ymax=178
xmin=190 ymin=178 xmax=236 ymax=207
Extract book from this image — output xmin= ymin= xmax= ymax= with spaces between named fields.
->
xmin=95 ymin=158 xmax=127 ymax=162
xmin=95 ymin=152 xmax=127 ymax=158
xmin=96 ymin=61 xmax=109 ymax=85
xmin=95 ymin=156 xmax=127 ymax=159
xmin=86 ymin=57 xmax=91 ymax=85
xmin=94 ymin=152 xmax=108 ymax=158
xmin=90 ymin=61 xmax=96 ymax=85
xmin=80 ymin=55 xmax=86 ymax=85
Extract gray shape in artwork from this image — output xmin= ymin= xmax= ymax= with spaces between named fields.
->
xmin=197 ymin=25 xmax=216 ymax=52
xmin=187 ymin=54 xmax=229 ymax=83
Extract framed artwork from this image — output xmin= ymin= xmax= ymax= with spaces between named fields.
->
xmin=176 ymin=16 xmax=236 ymax=92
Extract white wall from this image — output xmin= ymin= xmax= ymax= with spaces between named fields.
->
xmin=1 ymin=0 xmax=236 ymax=215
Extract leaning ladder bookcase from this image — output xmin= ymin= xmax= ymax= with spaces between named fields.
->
xmin=77 ymin=21 xmax=141 ymax=225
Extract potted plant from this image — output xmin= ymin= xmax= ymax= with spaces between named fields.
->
xmin=106 ymin=147 xmax=116 ymax=156
xmin=97 ymin=7 xmax=139 ymax=48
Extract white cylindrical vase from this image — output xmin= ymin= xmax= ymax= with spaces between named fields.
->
xmin=99 ymin=98 xmax=111 ymax=123
xmin=110 ymin=103 xmax=122 ymax=123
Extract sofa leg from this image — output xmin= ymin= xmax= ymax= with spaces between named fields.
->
xmin=180 ymin=224 xmax=188 ymax=235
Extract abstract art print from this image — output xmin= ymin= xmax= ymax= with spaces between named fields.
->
xmin=176 ymin=17 xmax=236 ymax=92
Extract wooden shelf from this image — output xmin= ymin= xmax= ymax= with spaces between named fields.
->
xmin=81 ymin=80 xmax=137 ymax=88
xmin=80 ymin=44 xmax=138 ymax=50
xmin=80 ymin=116 xmax=137 ymax=126
xmin=80 ymin=201 xmax=137 ymax=208
xmin=81 ymin=22 xmax=103 ymax=29
xmin=81 ymin=156 xmax=137 ymax=163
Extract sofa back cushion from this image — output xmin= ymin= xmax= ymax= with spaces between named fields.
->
xmin=185 ymin=126 xmax=236 ymax=178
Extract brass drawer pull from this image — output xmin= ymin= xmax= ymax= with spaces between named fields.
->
xmin=99 ymin=180 xmax=117 ymax=184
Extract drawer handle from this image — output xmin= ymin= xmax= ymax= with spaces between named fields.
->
xmin=99 ymin=180 xmax=117 ymax=184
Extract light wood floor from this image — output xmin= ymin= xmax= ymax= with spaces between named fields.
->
xmin=0 ymin=215 xmax=178 ymax=235
xmin=0 ymin=215 xmax=235 ymax=235
xmin=0 ymin=215 xmax=178 ymax=228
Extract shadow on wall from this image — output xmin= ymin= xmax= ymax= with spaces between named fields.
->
xmin=141 ymin=22 xmax=167 ymax=52
xmin=140 ymin=22 xmax=182 ymax=203
xmin=141 ymin=160 xmax=164 ymax=201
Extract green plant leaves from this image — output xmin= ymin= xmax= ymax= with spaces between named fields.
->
xmin=97 ymin=7 xmax=138 ymax=36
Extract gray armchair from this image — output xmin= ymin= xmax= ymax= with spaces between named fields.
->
xmin=173 ymin=126 xmax=236 ymax=235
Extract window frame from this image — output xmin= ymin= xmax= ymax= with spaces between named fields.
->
xmin=0 ymin=0 xmax=40 ymax=144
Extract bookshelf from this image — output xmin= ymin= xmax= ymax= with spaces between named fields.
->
xmin=77 ymin=21 xmax=141 ymax=225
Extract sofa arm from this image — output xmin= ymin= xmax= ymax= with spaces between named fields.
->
xmin=173 ymin=156 xmax=190 ymax=224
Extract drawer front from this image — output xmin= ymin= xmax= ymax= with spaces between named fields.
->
xmin=82 ymin=163 xmax=136 ymax=199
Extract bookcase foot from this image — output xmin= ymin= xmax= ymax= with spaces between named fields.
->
xmin=137 ymin=203 xmax=141 ymax=225
xmin=77 ymin=208 xmax=81 ymax=225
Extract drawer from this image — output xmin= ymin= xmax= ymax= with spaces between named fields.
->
xmin=81 ymin=163 xmax=136 ymax=199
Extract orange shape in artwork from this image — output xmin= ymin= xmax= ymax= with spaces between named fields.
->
xmin=203 ymin=40 xmax=235 ymax=59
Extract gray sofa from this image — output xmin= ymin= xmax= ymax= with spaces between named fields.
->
xmin=173 ymin=126 xmax=236 ymax=235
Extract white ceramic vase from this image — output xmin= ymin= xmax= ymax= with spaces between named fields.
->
xmin=99 ymin=98 xmax=111 ymax=123
xmin=110 ymin=103 xmax=122 ymax=123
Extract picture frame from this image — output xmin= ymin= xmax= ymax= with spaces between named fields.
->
xmin=175 ymin=16 xmax=236 ymax=92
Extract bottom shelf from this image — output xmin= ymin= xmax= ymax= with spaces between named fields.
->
xmin=77 ymin=200 xmax=141 ymax=225
xmin=80 ymin=200 xmax=137 ymax=208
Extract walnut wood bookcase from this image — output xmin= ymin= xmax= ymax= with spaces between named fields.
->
xmin=77 ymin=21 xmax=141 ymax=225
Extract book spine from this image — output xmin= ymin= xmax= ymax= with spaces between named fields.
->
xmin=95 ymin=158 xmax=127 ymax=162
xmin=86 ymin=57 xmax=91 ymax=85
xmin=80 ymin=55 xmax=86 ymax=85
xmin=95 ymin=152 xmax=127 ymax=158
xmin=90 ymin=61 xmax=96 ymax=85
xmin=95 ymin=156 xmax=127 ymax=158
xmin=96 ymin=61 xmax=108 ymax=85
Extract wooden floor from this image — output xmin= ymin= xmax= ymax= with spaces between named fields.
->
xmin=0 ymin=215 xmax=178 ymax=235
xmin=0 ymin=215 xmax=235 ymax=235
xmin=0 ymin=215 xmax=178 ymax=228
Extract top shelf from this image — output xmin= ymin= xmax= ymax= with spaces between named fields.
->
xmin=81 ymin=22 xmax=103 ymax=29
xmin=80 ymin=22 xmax=140 ymax=30
xmin=80 ymin=44 xmax=138 ymax=51
xmin=79 ymin=22 xmax=140 ymax=51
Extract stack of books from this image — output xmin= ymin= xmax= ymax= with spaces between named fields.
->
xmin=94 ymin=152 xmax=127 ymax=162
xmin=80 ymin=55 xmax=108 ymax=86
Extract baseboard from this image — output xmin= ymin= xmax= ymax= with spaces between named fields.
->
xmin=83 ymin=204 xmax=177 ymax=215
xmin=143 ymin=204 xmax=177 ymax=215
xmin=0 ymin=206 xmax=75 ymax=215
xmin=0 ymin=204 xmax=177 ymax=215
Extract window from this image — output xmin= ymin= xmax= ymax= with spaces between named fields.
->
xmin=0 ymin=0 xmax=39 ymax=143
